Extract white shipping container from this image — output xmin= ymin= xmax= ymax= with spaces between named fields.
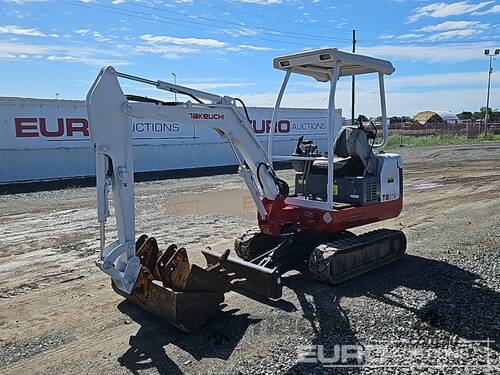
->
xmin=0 ymin=97 xmax=331 ymax=184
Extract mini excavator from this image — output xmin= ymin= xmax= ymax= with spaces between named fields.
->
xmin=86 ymin=48 xmax=406 ymax=332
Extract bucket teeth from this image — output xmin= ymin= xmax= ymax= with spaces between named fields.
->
xmin=137 ymin=236 xmax=160 ymax=274
xmin=154 ymin=244 xmax=179 ymax=285
xmin=112 ymin=235 xmax=236 ymax=332
xmin=162 ymin=247 xmax=192 ymax=289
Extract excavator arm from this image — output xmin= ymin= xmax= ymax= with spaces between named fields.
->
xmin=86 ymin=66 xmax=282 ymax=295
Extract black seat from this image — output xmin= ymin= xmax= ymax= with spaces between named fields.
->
xmin=310 ymin=157 xmax=365 ymax=177
xmin=309 ymin=126 xmax=376 ymax=178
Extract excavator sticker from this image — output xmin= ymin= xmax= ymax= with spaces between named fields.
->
xmin=188 ymin=113 xmax=225 ymax=120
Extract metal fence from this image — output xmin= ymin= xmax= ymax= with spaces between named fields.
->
xmin=388 ymin=122 xmax=500 ymax=139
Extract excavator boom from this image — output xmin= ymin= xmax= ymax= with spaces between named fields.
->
xmin=87 ymin=67 xmax=281 ymax=296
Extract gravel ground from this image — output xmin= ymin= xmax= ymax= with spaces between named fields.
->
xmin=0 ymin=143 xmax=499 ymax=374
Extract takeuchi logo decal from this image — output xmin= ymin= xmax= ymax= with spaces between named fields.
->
xmin=188 ymin=113 xmax=225 ymax=120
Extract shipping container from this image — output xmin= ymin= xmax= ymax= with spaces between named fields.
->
xmin=0 ymin=97 xmax=332 ymax=184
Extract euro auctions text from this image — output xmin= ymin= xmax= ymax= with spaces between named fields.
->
xmin=297 ymin=339 xmax=497 ymax=370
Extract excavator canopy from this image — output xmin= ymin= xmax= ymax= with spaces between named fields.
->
xmin=273 ymin=48 xmax=395 ymax=82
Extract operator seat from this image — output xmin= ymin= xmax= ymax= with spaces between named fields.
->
xmin=311 ymin=127 xmax=377 ymax=178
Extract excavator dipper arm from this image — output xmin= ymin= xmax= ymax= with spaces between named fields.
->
xmin=86 ymin=66 xmax=281 ymax=296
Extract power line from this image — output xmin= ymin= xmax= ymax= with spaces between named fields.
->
xmin=359 ymin=39 xmax=500 ymax=49
xmin=56 ymin=0 xmax=500 ymax=50
xmin=171 ymin=1 xmax=500 ymax=45
xmin=59 ymin=0 xmax=352 ymax=47
xmin=369 ymin=37 xmax=500 ymax=46
xmin=191 ymin=0 xmax=356 ymax=35
xmin=126 ymin=1 xmax=353 ymax=42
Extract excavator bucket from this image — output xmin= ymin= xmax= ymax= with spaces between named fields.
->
xmin=112 ymin=235 xmax=237 ymax=332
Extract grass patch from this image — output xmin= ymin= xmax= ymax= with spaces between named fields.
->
xmin=382 ymin=133 xmax=500 ymax=148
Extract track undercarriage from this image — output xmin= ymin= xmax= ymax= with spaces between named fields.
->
xmin=206 ymin=228 xmax=407 ymax=299
xmin=117 ymin=228 xmax=406 ymax=331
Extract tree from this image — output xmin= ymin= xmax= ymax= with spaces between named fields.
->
xmin=457 ymin=111 xmax=473 ymax=120
xmin=472 ymin=106 xmax=498 ymax=121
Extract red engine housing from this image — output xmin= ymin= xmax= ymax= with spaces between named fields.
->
xmin=258 ymin=195 xmax=403 ymax=237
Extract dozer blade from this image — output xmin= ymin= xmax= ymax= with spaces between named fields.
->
xmin=202 ymin=247 xmax=283 ymax=299
xmin=112 ymin=235 xmax=237 ymax=332
xmin=308 ymin=229 xmax=407 ymax=285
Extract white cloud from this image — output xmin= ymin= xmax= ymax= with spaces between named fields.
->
xmin=289 ymin=71 xmax=490 ymax=91
xmin=134 ymin=45 xmax=199 ymax=59
xmin=419 ymin=20 xmax=488 ymax=32
xmin=388 ymin=71 xmax=489 ymax=88
xmin=397 ymin=33 xmax=424 ymax=40
xmin=227 ymin=44 xmax=275 ymax=51
xmin=74 ymin=28 xmax=90 ymax=36
xmin=427 ymin=28 xmax=483 ymax=40
xmin=46 ymin=55 xmax=130 ymax=66
xmin=0 ymin=25 xmax=46 ymax=37
xmin=92 ymin=31 xmax=112 ymax=42
xmin=111 ymin=0 xmax=125 ymax=3
xmin=358 ymin=42 xmax=493 ymax=63
xmin=409 ymin=1 xmax=493 ymax=22
xmin=221 ymin=28 xmax=258 ymax=37
xmin=238 ymin=84 xmax=497 ymax=116
xmin=0 ymin=41 xmax=130 ymax=66
xmin=140 ymin=34 xmax=226 ymax=48
xmin=2 ymin=0 xmax=46 ymax=3
xmin=473 ymin=4 xmax=500 ymax=14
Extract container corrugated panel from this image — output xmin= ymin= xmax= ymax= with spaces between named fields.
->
xmin=0 ymin=97 xmax=330 ymax=184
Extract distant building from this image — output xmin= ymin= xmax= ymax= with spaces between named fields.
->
xmin=413 ymin=110 xmax=459 ymax=124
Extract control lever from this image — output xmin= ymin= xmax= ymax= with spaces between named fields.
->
xmin=357 ymin=115 xmax=365 ymax=130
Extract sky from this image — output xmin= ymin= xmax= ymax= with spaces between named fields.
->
xmin=0 ymin=0 xmax=499 ymax=117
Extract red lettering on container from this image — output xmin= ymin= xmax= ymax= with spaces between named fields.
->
xmin=66 ymin=118 xmax=89 ymax=136
xmin=15 ymin=118 xmax=39 ymax=137
xmin=39 ymin=118 xmax=65 ymax=137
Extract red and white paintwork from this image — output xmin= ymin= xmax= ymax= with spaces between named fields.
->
xmin=258 ymin=189 xmax=403 ymax=236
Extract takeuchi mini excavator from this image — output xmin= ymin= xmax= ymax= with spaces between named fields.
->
xmin=86 ymin=48 xmax=406 ymax=331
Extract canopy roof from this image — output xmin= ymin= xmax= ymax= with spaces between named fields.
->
xmin=273 ymin=48 xmax=395 ymax=82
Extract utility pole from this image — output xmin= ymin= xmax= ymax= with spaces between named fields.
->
xmin=351 ymin=29 xmax=356 ymax=126
xmin=484 ymin=49 xmax=499 ymax=136
xmin=172 ymin=72 xmax=177 ymax=102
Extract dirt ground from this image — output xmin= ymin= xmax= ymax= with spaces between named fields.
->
xmin=1 ymin=143 xmax=499 ymax=374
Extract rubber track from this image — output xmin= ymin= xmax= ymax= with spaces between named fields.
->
xmin=308 ymin=229 xmax=407 ymax=285
xmin=234 ymin=230 xmax=282 ymax=261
